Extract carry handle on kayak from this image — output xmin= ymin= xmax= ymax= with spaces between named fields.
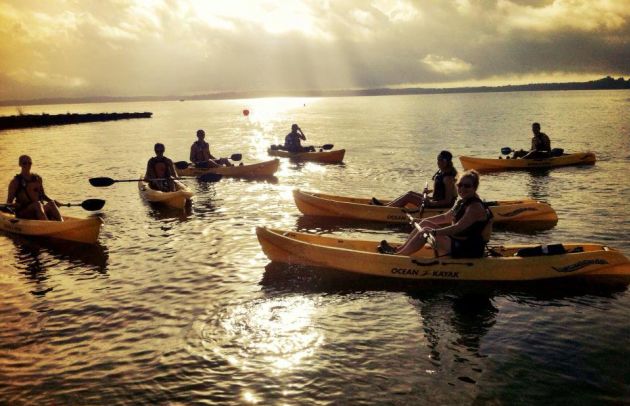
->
xmin=0 ymin=199 xmax=105 ymax=211
xmin=174 ymin=153 xmax=243 ymax=170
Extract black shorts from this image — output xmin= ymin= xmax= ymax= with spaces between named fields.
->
xmin=450 ymin=237 xmax=485 ymax=258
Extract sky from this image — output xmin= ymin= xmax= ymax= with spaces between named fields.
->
xmin=1 ymin=0 xmax=629 ymax=101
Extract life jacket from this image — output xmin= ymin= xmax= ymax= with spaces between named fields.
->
xmin=148 ymin=156 xmax=173 ymax=178
xmin=431 ymin=167 xmax=457 ymax=205
xmin=532 ymin=133 xmax=551 ymax=151
xmin=452 ymin=196 xmax=493 ymax=240
xmin=191 ymin=141 xmax=210 ymax=162
xmin=13 ymin=174 xmax=44 ymax=210
xmin=284 ymin=132 xmax=302 ymax=151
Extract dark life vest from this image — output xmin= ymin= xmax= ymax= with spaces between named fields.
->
xmin=432 ymin=167 xmax=457 ymax=204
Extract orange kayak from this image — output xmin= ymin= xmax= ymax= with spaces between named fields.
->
xmin=268 ymin=148 xmax=345 ymax=163
xmin=460 ymin=152 xmax=596 ymax=172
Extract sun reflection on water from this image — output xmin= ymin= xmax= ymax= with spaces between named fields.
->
xmin=197 ymin=296 xmax=324 ymax=376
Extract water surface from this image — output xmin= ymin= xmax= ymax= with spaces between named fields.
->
xmin=1 ymin=90 xmax=629 ymax=404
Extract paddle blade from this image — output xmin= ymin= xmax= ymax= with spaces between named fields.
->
xmin=230 ymin=153 xmax=243 ymax=162
xmin=174 ymin=161 xmax=190 ymax=170
xmin=197 ymin=173 xmax=223 ymax=182
xmin=81 ymin=199 xmax=106 ymax=211
xmin=501 ymin=147 xmax=513 ymax=155
xmin=321 ymin=144 xmax=334 ymax=150
xmin=89 ymin=177 xmax=116 ymax=187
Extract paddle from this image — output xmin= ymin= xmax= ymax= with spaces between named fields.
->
xmin=402 ymin=182 xmax=430 ymax=216
xmin=0 ymin=198 xmax=105 ymax=211
xmin=89 ymin=174 xmax=221 ymax=187
xmin=175 ymin=154 xmax=243 ymax=170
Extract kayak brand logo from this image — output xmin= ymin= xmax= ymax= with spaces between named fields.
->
xmin=496 ymin=207 xmax=537 ymax=217
xmin=390 ymin=267 xmax=460 ymax=279
xmin=552 ymin=259 xmax=609 ymax=273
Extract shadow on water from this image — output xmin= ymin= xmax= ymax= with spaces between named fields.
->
xmin=295 ymin=215 xmax=557 ymax=235
xmin=7 ymin=236 xmax=109 ymax=296
xmin=260 ymin=262 xmax=629 ymax=300
xmin=294 ymin=215 xmax=409 ymax=234
xmin=144 ymin=203 xmax=193 ymax=221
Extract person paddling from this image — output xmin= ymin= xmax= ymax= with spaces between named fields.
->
xmin=372 ymin=150 xmax=457 ymax=209
xmin=284 ymin=124 xmax=314 ymax=153
xmin=6 ymin=155 xmax=63 ymax=221
xmin=190 ymin=129 xmax=232 ymax=168
xmin=511 ymin=122 xmax=551 ymax=159
xmin=379 ymin=170 xmax=492 ymax=258
xmin=145 ymin=143 xmax=178 ymax=192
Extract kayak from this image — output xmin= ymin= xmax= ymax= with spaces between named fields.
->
xmin=0 ymin=210 xmax=102 ymax=244
xmin=267 ymin=147 xmax=345 ymax=163
xmin=138 ymin=179 xmax=193 ymax=209
xmin=177 ymin=159 xmax=280 ymax=178
xmin=459 ymin=152 xmax=596 ymax=172
xmin=256 ymin=227 xmax=630 ymax=281
xmin=293 ymin=190 xmax=558 ymax=226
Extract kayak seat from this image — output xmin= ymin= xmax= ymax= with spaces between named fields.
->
xmin=551 ymin=148 xmax=564 ymax=157
xmin=515 ymin=244 xmax=567 ymax=257
xmin=0 ymin=206 xmax=15 ymax=214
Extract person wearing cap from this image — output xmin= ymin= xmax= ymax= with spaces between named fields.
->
xmin=6 ymin=155 xmax=63 ymax=221
xmin=372 ymin=150 xmax=457 ymax=209
xmin=284 ymin=124 xmax=313 ymax=153
xmin=190 ymin=129 xmax=232 ymax=168
xmin=145 ymin=143 xmax=178 ymax=192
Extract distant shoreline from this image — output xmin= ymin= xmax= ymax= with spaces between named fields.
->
xmin=1 ymin=76 xmax=628 ymax=107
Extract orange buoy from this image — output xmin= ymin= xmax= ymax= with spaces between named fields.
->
xmin=243 ymin=109 xmax=250 ymax=116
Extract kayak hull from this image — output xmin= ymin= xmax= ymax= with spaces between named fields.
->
xmin=293 ymin=190 xmax=558 ymax=226
xmin=0 ymin=211 xmax=102 ymax=244
xmin=256 ymin=227 xmax=630 ymax=281
xmin=138 ymin=179 xmax=193 ymax=209
xmin=460 ymin=152 xmax=596 ymax=172
xmin=268 ymin=148 xmax=345 ymax=163
xmin=177 ymin=159 xmax=279 ymax=178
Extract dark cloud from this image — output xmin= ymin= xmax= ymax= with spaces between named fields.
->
xmin=0 ymin=0 xmax=628 ymax=100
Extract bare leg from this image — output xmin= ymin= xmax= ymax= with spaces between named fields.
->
xmin=45 ymin=201 xmax=63 ymax=221
xmin=386 ymin=191 xmax=424 ymax=208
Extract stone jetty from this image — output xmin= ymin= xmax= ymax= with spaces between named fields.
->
xmin=0 ymin=112 xmax=152 ymax=130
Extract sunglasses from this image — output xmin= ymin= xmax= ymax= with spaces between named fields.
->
xmin=457 ymin=183 xmax=474 ymax=189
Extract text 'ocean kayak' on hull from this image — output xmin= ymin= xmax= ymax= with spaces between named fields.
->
xmin=256 ymin=227 xmax=630 ymax=281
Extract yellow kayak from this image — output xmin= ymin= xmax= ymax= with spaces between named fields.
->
xmin=460 ymin=152 xmax=596 ymax=172
xmin=177 ymin=159 xmax=279 ymax=178
xmin=293 ymin=189 xmax=558 ymax=226
xmin=138 ymin=179 xmax=193 ymax=209
xmin=0 ymin=210 xmax=102 ymax=244
xmin=267 ymin=148 xmax=345 ymax=163
xmin=256 ymin=227 xmax=630 ymax=281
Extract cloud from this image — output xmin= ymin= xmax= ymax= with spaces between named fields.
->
xmin=0 ymin=0 xmax=628 ymax=100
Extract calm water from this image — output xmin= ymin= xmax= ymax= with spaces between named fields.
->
xmin=1 ymin=91 xmax=629 ymax=405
